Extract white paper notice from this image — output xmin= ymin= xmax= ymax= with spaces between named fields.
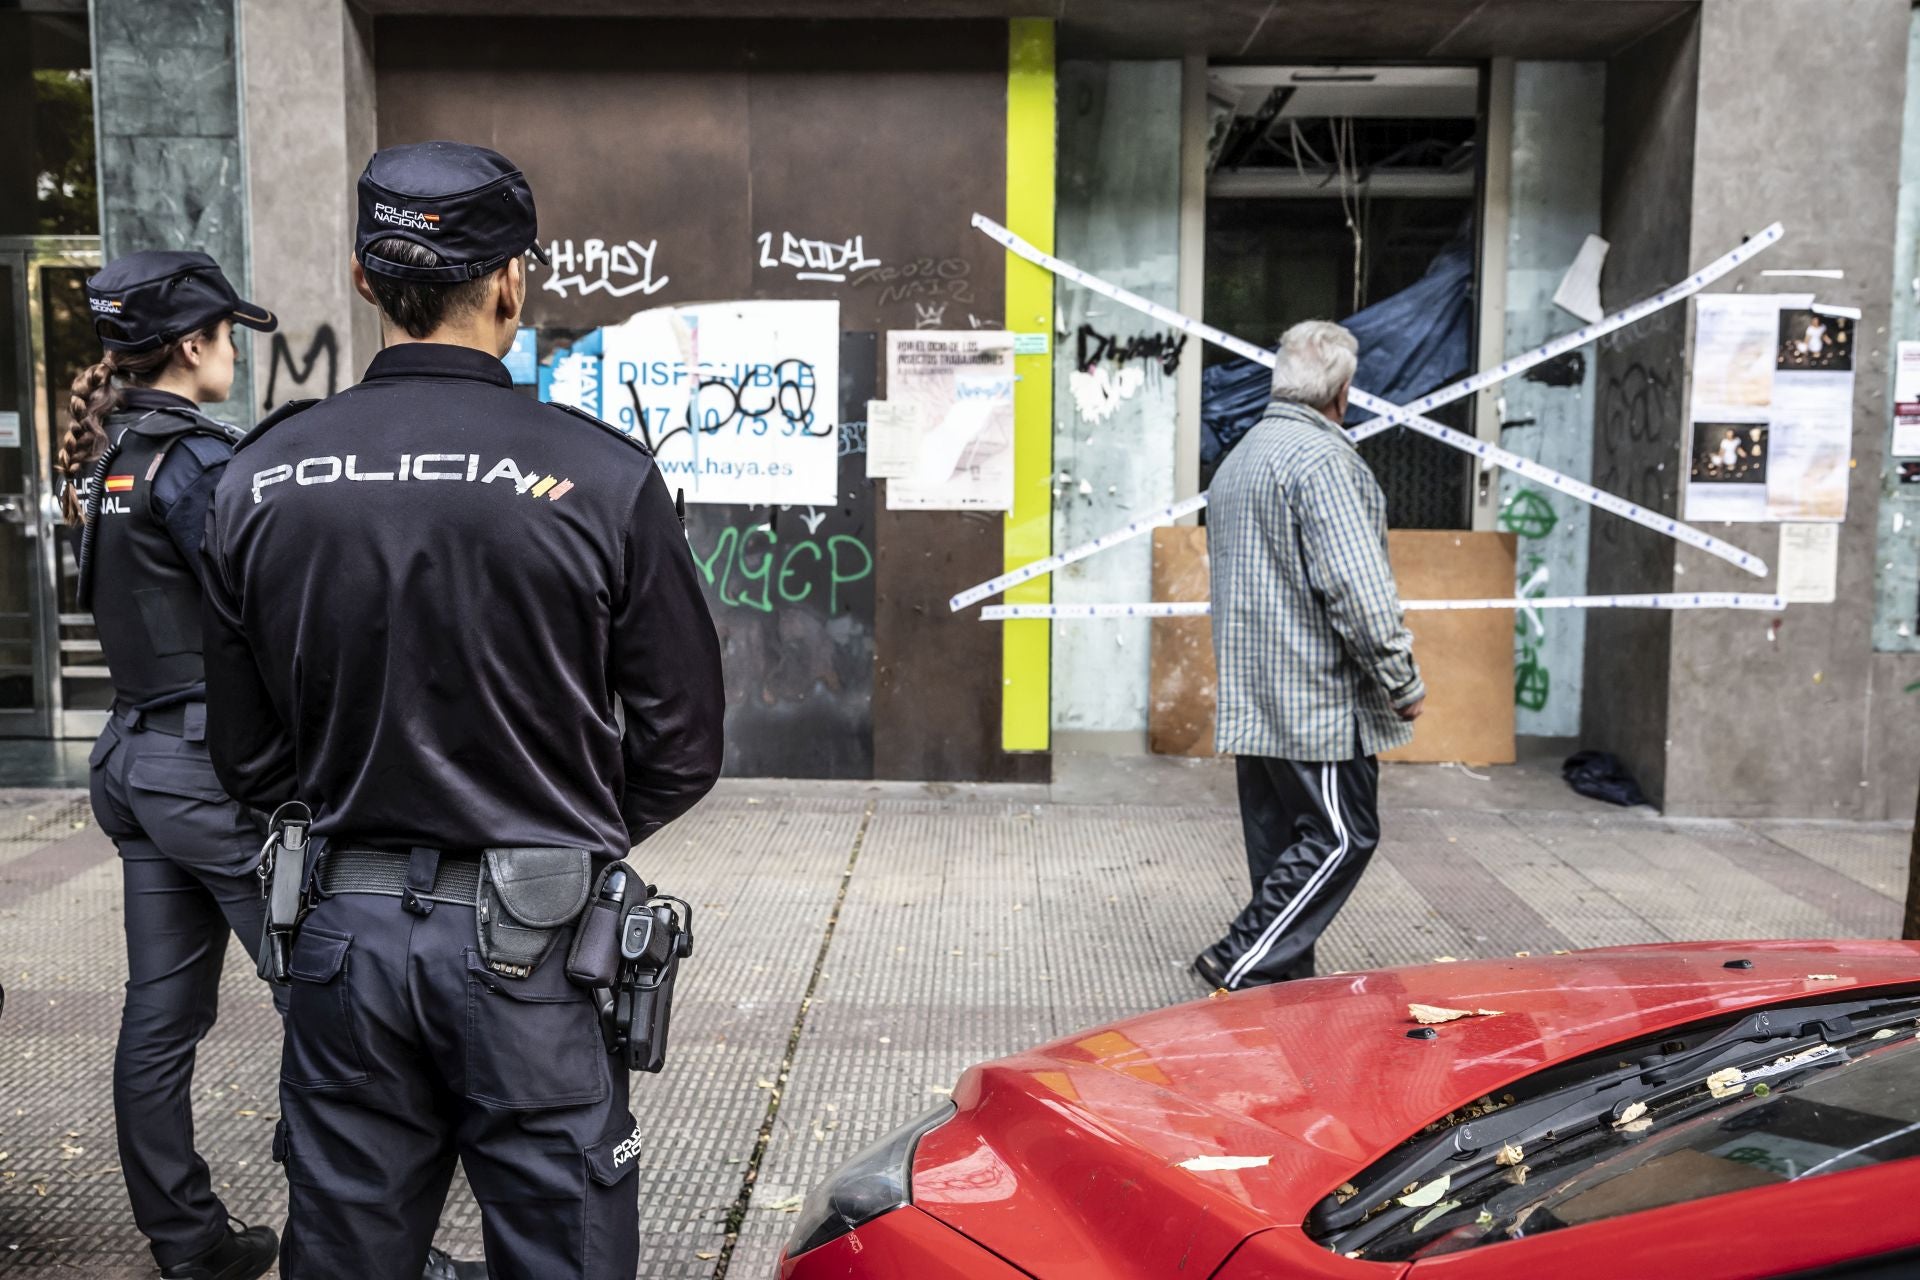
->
xmin=600 ymin=299 xmax=839 ymax=506
xmin=0 ymin=411 xmax=18 ymax=449
xmin=884 ymin=331 xmax=1016 ymax=511
xmin=1691 ymin=294 xmax=1782 ymax=413
xmin=1893 ymin=341 xmax=1920 ymax=457
xmin=1777 ymin=522 xmax=1839 ymax=604
xmin=864 ymin=400 xmax=921 ymax=479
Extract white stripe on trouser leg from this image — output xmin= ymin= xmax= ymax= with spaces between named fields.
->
xmin=1225 ymin=761 xmax=1349 ymax=989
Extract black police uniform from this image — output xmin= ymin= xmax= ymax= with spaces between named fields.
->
xmin=75 ymin=252 xmax=285 ymax=1277
xmin=200 ymin=142 xmax=725 ymax=1280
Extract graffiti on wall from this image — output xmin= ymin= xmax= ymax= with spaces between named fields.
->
xmin=538 ymin=238 xmax=670 ymax=300
xmin=262 ymin=326 xmax=339 ymax=412
xmin=691 ymin=520 xmax=873 ymax=616
xmin=757 ymin=231 xmax=881 ymax=283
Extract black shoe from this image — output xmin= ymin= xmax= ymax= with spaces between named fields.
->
xmin=424 ymin=1245 xmax=490 ymax=1279
xmin=1191 ymin=951 xmax=1231 ymax=994
xmin=160 ymin=1220 xmax=277 ymax=1280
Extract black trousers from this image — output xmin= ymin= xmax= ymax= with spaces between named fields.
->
xmin=276 ymin=886 xmax=639 ymax=1280
xmin=1202 ymin=753 xmax=1381 ymax=989
xmin=89 ymin=709 xmax=287 ymax=1270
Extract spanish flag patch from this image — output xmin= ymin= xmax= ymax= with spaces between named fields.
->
xmin=104 ymin=476 xmax=134 ymax=493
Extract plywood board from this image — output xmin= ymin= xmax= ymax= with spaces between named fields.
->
xmin=1379 ymin=531 xmax=1517 ymax=765
xmin=1149 ymin=528 xmax=1518 ymax=765
xmin=1148 ymin=527 xmax=1216 ymax=756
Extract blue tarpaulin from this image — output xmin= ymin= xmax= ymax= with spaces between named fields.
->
xmin=1201 ymin=241 xmax=1475 ymax=467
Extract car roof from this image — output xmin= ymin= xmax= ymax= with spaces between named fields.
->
xmin=912 ymin=941 xmax=1920 ymax=1280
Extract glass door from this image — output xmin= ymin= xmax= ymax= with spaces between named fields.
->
xmin=0 ymin=236 xmax=104 ymax=739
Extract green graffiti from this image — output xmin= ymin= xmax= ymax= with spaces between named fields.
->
xmin=693 ymin=522 xmax=872 ymax=615
xmin=1515 ymin=648 xmax=1550 ymax=712
xmin=1498 ymin=489 xmax=1559 ymax=540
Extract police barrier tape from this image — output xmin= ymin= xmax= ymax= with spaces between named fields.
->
xmin=978 ymin=593 xmax=1789 ymax=622
xmin=950 ymin=215 xmax=1785 ymax=613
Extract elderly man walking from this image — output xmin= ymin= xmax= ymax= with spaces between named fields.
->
xmin=1194 ymin=321 xmax=1425 ymax=992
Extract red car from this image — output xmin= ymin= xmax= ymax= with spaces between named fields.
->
xmin=779 ymin=941 xmax=1920 ymax=1280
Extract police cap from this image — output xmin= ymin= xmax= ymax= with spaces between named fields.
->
xmin=356 ymin=141 xmax=552 ymax=282
xmin=84 ymin=251 xmax=278 ymax=354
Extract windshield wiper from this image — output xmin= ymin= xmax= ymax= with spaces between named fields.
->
xmin=1308 ymin=993 xmax=1920 ymax=1246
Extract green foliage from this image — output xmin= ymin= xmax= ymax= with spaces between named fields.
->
xmin=33 ymin=68 xmax=98 ymax=235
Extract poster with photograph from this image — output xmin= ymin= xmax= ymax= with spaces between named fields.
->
xmin=1686 ymin=420 xmax=1770 ymax=521
xmin=883 ymin=331 xmax=1016 ymax=511
xmin=1686 ymin=295 xmax=1852 ymax=523
xmin=1893 ymin=341 xmax=1920 ymax=457
xmin=598 ymin=300 xmax=840 ymax=507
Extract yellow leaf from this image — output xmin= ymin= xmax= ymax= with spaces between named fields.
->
xmin=1612 ymin=1101 xmax=1648 ymax=1128
xmin=1397 ymin=1174 xmax=1451 ymax=1208
xmin=1410 ymin=1003 xmax=1471 ymax=1025
xmin=1706 ymin=1068 xmax=1746 ymax=1099
xmin=1496 ymin=1143 xmax=1524 ymax=1167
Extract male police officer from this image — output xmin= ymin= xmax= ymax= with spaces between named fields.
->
xmin=201 ymin=141 xmax=725 ymax=1279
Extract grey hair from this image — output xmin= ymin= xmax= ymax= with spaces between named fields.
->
xmin=1269 ymin=320 xmax=1359 ymax=410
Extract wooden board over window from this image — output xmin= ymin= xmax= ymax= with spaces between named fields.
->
xmin=1150 ymin=527 xmax=1516 ymax=764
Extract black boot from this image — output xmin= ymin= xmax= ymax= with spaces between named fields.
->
xmin=423 ymin=1245 xmax=489 ymax=1279
xmin=159 ymin=1220 xmax=277 ymax=1280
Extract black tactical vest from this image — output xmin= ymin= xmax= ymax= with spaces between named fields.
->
xmin=78 ymin=406 xmax=237 ymax=706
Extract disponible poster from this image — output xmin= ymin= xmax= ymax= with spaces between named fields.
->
xmin=883 ymin=331 xmax=1016 ymax=511
xmin=1685 ymin=295 xmax=1852 ymax=523
xmin=596 ymin=300 xmax=840 ymax=507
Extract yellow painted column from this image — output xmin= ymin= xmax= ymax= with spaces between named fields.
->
xmin=1002 ymin=17 xmax=1054 ymax=752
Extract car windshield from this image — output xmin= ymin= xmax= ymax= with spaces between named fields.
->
xmin=1330 ymin=1007 xmax=1920 ymax=1262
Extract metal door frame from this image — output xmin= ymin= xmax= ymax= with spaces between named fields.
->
xmin=0 ymin=235 xmax=104 ymax=739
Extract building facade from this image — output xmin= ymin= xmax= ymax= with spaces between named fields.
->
xmin=1 ymin=0 xmax=1916 ymax=817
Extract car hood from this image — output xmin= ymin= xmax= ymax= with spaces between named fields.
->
xmin=911 ymin=940 xmax=1920 ymax=1280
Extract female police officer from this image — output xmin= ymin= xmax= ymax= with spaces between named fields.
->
xmin=60 ymin=251 xmax=284 ymax=1280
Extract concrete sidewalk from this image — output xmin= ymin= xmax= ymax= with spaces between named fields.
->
xmin=0 ymin=755 xmax=1907 ymax=1277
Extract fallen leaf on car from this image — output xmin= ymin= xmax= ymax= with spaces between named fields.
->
xmin=1476 ymin=1210 xmax=1494 ymax=1227
xmin=1410 ymin=1004 xmax=1471 ymax=1024
xmin=1872 ymin=1028 xmax=1897 ymax=1040
xmin=1619 ymin=1117 xmax=1653 ymax=1134
xmin=1612 ymin=1102 xmax=1648 ymax=1128
xmin=1495 ymin=1143 xmax=1524 ymax=1167
xmin=1208 ymin=987 xmax=1230 ymax=999
xmin=1706 ymin=1067 xmax=1746 ymax=1099
xmin=1334 ymin=1182 xmax=1359 ymax=1204
xmin=1397 ymin=1174 xmax=1451 ymax=1208
xmin=1507 ymin=1164 xmax=1530 ymax=1186
xmin=1412 ymin=1199 xmax=1461 ymax=1232
xmin=1806 ymin=974 xmax=1841 ymax=981
xmin=1177 ymin=1155 xmax=1272 ymax=1172
xmin=1475 ymin=1009 xmax=1505 ymax=1017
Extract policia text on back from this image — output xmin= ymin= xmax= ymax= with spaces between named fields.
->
xmin=200 ymin=140 xmax=726 ymax=1280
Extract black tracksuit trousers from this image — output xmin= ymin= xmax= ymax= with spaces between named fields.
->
xmin=1202 ymin=753 xmax=1382 ymax=989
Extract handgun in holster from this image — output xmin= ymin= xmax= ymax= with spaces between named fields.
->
xmin=566 ymin=864 xmax=693 ymax=1073
xmin=257 ymin=802 xmax=313 ymax=985
xmin=609 ymin=895 xmax=693 ymax=1073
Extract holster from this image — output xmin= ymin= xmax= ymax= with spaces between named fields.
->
xmin=257 ymin=802 xmax=313 ymax=985
xmin=476 ymin=847 xmax=592 ymax=978
xmin=607 ymin=895 xmax=694 ymax=1074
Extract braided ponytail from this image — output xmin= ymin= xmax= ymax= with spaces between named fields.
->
xmin=58 ymin=334 xmax=194 ymax=524
xmin=59 ymin=355 xmax=121 ymax=524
